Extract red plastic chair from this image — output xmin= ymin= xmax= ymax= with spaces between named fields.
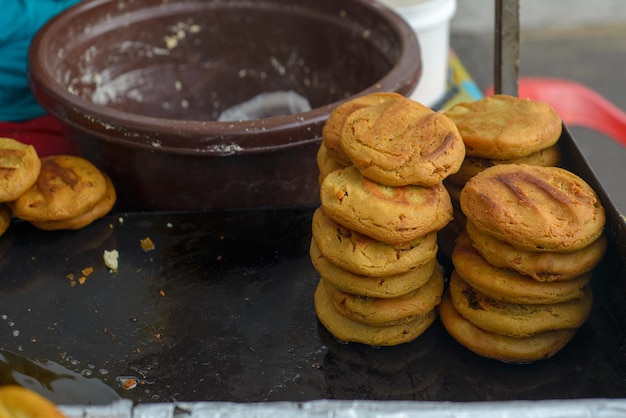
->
xmin=485 ymin=77 xmax=626 ymax=148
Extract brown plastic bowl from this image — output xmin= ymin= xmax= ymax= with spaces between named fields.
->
xmin=29 ymin=0 xmax=421 ymax=210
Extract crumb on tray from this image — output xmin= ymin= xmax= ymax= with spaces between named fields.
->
xmin=103 ymin=249 xmax=119 ymax=272
xmin=140 ymin=237 xmax=155 ymax=252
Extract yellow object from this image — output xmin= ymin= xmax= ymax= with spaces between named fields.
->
xmin=0 ymin=386 xmax=65 ymax=418
xmin=437 ymin=51 xmax=484 ymax=111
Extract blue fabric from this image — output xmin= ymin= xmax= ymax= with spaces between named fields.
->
xmin=0 ymin=0 xmax=81 ymax=121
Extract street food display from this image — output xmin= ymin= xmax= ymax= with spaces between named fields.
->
xmin=311 ymin=93 xmax=606 ymax=363
xmin=0 ymin=94 xmax=622 ymax=412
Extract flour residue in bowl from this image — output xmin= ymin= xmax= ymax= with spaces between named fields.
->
xmin=67 ymin=42 xmax=168 ymax=106
xmin=89 ymin=69 xmax=147 ymax=106
xmin=163 ymin=21 xmax=201 ymax=49
xmin=67 ymin=21 xmax=201 ymax=108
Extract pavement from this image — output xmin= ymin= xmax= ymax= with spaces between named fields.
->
xmin=449 ymin=23 xmax=626 ymax=215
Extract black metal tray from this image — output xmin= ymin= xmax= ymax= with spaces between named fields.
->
xmin=0 ymin=127 xmax=624 ymax=406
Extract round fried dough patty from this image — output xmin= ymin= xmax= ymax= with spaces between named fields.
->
xmin=460 ymin=164 xmax=605 ymax=252
xmin=340 ymin=98 xmax=465 ymax=187
xmin=9 ymin=155 xmax=107 ymax=222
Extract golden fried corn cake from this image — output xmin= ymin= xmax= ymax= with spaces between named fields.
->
xmin=322 ymin=92 xmax=404 ymax=166
xmin=30 ymin=173 xmax=117 ymax=231
xmin=316 ymin=142 xmax=347 ymax=184
xmin=452 ymin=232 xmax=592 ymax=305
xmin=9 ymin=155 xmax=108 ymax=222
xmin=322 ymin=264 xmax=444 ymax=327
xmin=466 ymin=219 xmax=607 ymax=282
xmin=444 ymin=94 xmax=562 ymax=160
xmin=310 ymin=240 xmax=437 ymax=299
xmin=340 ymin=98 xmax=465 ymax=187
xmin=311 ymin=207 xmax=438 ymax=277
xmin=438 ymin=291 xmax=578 ymax=364
xmin=320 ymin=166 xmax=453 ymax=245
xmin=446 ymin=143 xmax=561 ymax=187
xmin=448 ymin=272 xmax=593 ymax=338
xmin=0 ymin=385 xmax=66 ymax=418
xmin=460 ymin=164 xmax=605 ymax=253
xmin=315 ymin=280 xmax=437 ymax=347
xmin=0 ymin=137 xmax=41 ymax=202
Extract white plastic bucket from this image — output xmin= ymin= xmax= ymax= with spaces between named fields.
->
xmin=378 ymin=0 xmax=457 ymax=107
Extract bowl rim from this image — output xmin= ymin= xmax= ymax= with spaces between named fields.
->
xmin=28 ymin=0 xmax=421 ymax=155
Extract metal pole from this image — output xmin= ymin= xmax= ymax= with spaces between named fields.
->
xmin=494 ymin=0 xmax=520 ymax=96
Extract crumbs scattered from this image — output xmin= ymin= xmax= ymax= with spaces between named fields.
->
xmin=118 ymin=376 xmax=138 ymax=390
xmin=164 ymin=22 xmax=201 ymax=49
xmin=140 ymin=237 xmax=155 ymax=252
xmin=67 ymin=266 xmax=94 ymax=286
xmin=110 ymin=216 xmax=125 ymax=228
xmin=103 ymin=249 xmax=119 ymax=273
